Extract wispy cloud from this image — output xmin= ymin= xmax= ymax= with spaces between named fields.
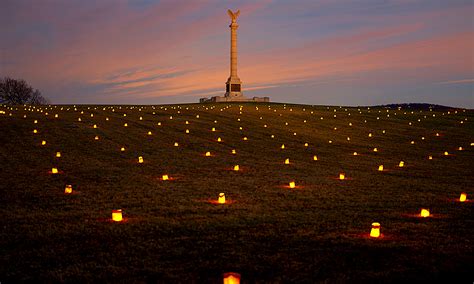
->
xmin=437 ymin=79 xmax=474 ymax=85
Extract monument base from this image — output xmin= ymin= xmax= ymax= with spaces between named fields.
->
xmin=200 ymin=95 xmax=269 ymax=103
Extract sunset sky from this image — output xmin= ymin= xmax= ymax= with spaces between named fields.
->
xmin=1 ymin=0 xmax=473 ymax=107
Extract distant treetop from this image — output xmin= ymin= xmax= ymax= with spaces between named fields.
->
xmin=0 ymin=77 xmax=49 ymax=105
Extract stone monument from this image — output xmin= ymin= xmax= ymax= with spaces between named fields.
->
xmin=200 ymin=9 xmax=269 ymax=103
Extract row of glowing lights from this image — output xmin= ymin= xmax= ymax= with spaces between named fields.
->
xmin=5 ymin=104 xmax=470 ymax=133
xmin=24 ymin=108 xmax=473 ymax=234
xmin=14 ymin=100 xmax=469 ymax=130
xmin=38 ymin=111 xmax=471 ymax=209
xmin=6 ymin=103 xmax=468 ymax=120
xmin=49 ymin=152 xmax=456 ymax=176
xmin=36 ymin=130 xmax=470 ymax=154
xmin=21 ymin=96 xmax=467 ymax=138
xmin=56 ymin=151 xmax=469 ymax=229
xmin=45 ymin=123 xmax=471 ymax=217
xmin=58 ymin=145 xmax=470 ymax=240
xmin=6 ymin=106 xmax=473 ymax=228
xmin=70 ymin=112 xmax=468 ymax=132
xmin=43 ymin=116 xmax=471 ymax=214
xmin=7 ymin=103 xmax=468 ymax=114
xmin=107 ymin=192 xmax=227 ymax=222
xmin=45 ymin=141 xmax=466 ymax=172
xmin=35 ymin=120 xmax=471 ymax=157
xmin=42 ymin=104 xmax=467 ymax=124
xmin=27 ymin=103 xmax=468 ymax=150
xmin=109 ymin=193 xmax=468 ymax=222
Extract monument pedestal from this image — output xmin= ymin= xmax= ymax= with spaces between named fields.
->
xmin=225 ymin=76 xmax=242 ymax=98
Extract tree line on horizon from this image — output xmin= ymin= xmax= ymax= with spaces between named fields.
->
xmin=0 ymin=77 xmax=49 ymax=105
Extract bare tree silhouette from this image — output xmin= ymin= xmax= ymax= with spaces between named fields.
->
xmin=0 ymin=77 xmax=49 ymax=105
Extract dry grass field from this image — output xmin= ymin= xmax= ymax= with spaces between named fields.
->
xmin=1 ymin=103 xmax=473 ymax=282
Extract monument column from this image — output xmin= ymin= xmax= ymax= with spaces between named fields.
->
xmin=225 ymin=9 xmax=242 ymax=98
xmin=199 ymin=9 xmax=269 ymax=103
xmin=230 ymin=20 xmax=238 ymax=77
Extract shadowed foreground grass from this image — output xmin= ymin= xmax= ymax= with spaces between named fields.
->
xmin=0 ymin=103 xmax=473 ymax=282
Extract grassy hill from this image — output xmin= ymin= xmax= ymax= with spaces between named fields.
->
xmin=1 ymin=102 xmax=473 ymax=282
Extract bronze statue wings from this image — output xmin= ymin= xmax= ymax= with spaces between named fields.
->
xmin=227 ymin=9 xmax=240 ymax=22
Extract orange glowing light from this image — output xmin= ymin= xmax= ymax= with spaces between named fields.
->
xmin=313 ymin=155 xmax=318 ymax=161
xmin=138 ymin=156 xmax=144 ymax=163
xmin=231 ymin=149 xmax=236 ymax=154
xmin=284 ymin=158 xmax=290 ymax=164
xmin=147 ymin=131 xmax=152 ymax=135
xmin=56 ymin=152 xmax=61 ymax=158
xmin=51 ymin=168 xmax=58 ymax=174
xmin=205 ymin=151 xmax=211 ymax=157
xmin=186 ymin=129 xmax=190 ymax=133
xmin=94 ymin=136 xmax=99 ymax=140
xmin=120 ymin=147 xmax=125 ymax=152
xmin=162 ymin=174 xmax=169 ymax=181
xmin=233 ymin=165 xmax=239 ymax=171
xmin=174 ymin=142 xmax=179 ymax=147
xmin=353 ymin=152 xmax=358 ymax=156
xmin=428 ymin=155 xmax=433 ymax=160
xmin=41 ymin=140 xmax=46 ymax=145
xmin=281 ymin=144 xmax=285 ymax=149
xmin=112 ymin=209 xmax=123 ymax=222
xmin=459 ymin=193 xmax=467 ymax=202
xmin=212 ymin=127 xmax=216 ymax=132
xmin=64 ymin=185 xmax=72 ymax=194
xmin=378 ymin=165 xmax=384 ymax=171
xmin=124 ymin=123 xmax=128 ymax=127
xmin=373 ymin=148 xmax=378 ymax=152
xmin=458 ymin=147 xmax=463 ymax=151
xmin=444 ymin=151 xmax=449 ymax=156
xmin=398 ymin=161 xmax=404 ymax=167
xmin=339 ymin=173 xmax=345 ymax=180
xmin=33 ymin=129 xmax=38 ymax=133
xmin=289 ymin=181 xmax=296 ymax=188
xmin=217 ymin=137 xmax=222 ymax=142
xmin=218 ymin=193 xmax=226 ymax=204
xmin=223 ymin=272 xmax=241 ymax=284
xmin=370 ymin=222 xmax=380 ymax=238
xmin=420 ymin=208 xmax=430 ymax=217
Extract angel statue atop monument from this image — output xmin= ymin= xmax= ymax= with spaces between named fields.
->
xmin=227 ymin=9 xmax=240 ymax=23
